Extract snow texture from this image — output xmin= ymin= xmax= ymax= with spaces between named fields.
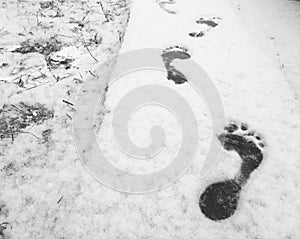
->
xmin=1 ymin=0 xmax=300 ymax=238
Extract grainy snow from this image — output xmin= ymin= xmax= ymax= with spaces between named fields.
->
xmin=100 ymin=0 xmax=300 ymax=237
xmin=1 ymin=0 xmax=300 ymax=238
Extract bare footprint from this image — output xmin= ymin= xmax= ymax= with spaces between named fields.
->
xmin=189 ymin=17 xmax=221 ymax=38
xmin=199 ymin=179 xmax=241 ymax=221
xmin=219 ymin=122 xmax=265 ymax=183
xmin=199 ymin=122 xmax=265 ymax=221
xmin=156 ymin=0 xmax=177 ymax=15
xmin=161 ymin=46 xmax=191 ymax=84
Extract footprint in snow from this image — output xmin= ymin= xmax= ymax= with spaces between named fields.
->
xmin=161 ymin=46 xmax=190 ymax=84
xmin=199 ymin=121 xmax=265 ymax=221
xmin=156 ymin=0 xmax=177 ymax=15
xmin=189 ymin=17 xmax=221 ymax=38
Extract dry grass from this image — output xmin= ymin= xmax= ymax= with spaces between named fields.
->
xmin=11 ymin=37 xmax=63 ymax=56
xmin=0 ymin=102 xmax=54 ymax=140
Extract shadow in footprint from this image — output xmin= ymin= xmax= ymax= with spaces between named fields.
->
xmin=200 ymin=179 xmax=241 ymax=221
xmin=161 ymin=46 xmax=190 ymax=84
xmin=199 ymin=122 xmax=265 ymax=221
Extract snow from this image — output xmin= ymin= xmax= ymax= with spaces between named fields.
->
xmin=1 ymin=0 xmax=300 ymax=238
xmin=98 ymin=0 xmax=300 ymax=237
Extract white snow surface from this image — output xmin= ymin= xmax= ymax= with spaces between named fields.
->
xmin=101 ymin=0 xmax=300 ymax=237
xmin=0 ymin=0 xmax=300 ymax=238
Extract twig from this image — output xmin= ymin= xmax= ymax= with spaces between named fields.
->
xmin=16 ymin=82 xmax=49 ymax=94
xmin=19 ymin=131 xmax=42 ymax=140
xmin=57 ymin=195 xmax=64 ymax=204
xmin=55 ymin=33 xmax=73 ymax=38
xmin=88 ymin=70 xmax=96 ymax=77
xmin=99 ymin=1 xmax=109 ymax=24
xmin=82 ymin=10 xmax=91 ymax=22
xmin=66 ymin=113 xmax=72 ymax=120
xmin=36 ymin=11 xmax=40 ymax=26
xmin=62 ymin=99 xmax=74 ymax=106
xmin=11 ymin=104 xmax=28 ymax=114
xmin=85 ymin=46 xmax=98 ymax=62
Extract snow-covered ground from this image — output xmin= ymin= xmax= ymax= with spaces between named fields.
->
xmin=1 ymin=0 xmax=300 ymax=238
